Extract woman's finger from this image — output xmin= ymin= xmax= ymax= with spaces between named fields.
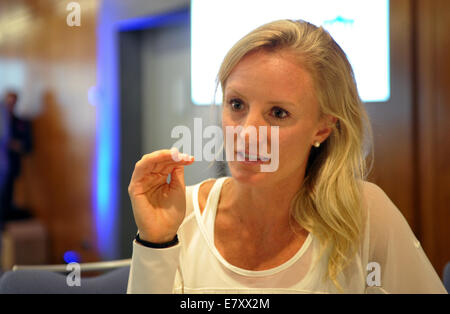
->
xmin=131 ymin=151 xmax=194 ymax=182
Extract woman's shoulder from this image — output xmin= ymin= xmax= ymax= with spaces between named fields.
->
xmin=360 ymin=180 xmax=399 ymax=223
xmin=179 ymin=178 xmax=219 ymax=240
xmin=360 ymin=180 xmax=387 ymax=201
xmin=359 ymin=180 xmax=401 ymax=219
xmin=359 ymin=180 xmax=418 ymax=244
xmin=185 ymin=178 xmax=218 ymax=216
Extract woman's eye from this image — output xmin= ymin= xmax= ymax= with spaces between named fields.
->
xmin=229 ymin=99 xmax=244 ymax=111
xmin=227 ymin=100 xmax=289 ymax=120
xmin=271 ymin=107 xmax=289 ymax=119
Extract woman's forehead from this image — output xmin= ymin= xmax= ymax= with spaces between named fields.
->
xmin=225 ymin=49 xmax=316 ymax=105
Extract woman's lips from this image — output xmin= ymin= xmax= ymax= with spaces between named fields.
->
xmin=235 ymin=151 xmax=271 ymax=164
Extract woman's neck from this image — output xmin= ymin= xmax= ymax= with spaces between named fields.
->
xmin=221 ymin=172 xmax=305 ymax=233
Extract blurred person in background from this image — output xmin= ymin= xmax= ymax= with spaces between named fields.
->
xmin=0 ymin=91 xmax=33 ymax=231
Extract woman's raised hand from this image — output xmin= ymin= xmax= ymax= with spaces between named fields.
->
xmin=128 ymin=147 xmax=194 ymax=244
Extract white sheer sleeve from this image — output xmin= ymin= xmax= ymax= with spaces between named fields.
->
xmin=126 ymin=185 xmax=196 ymax=294
xmin=126 ymin=241 xmax=180 ymax=294
xmin=363 ymin=182 xmax=447 ymax=294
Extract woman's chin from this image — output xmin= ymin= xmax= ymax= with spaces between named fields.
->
xmin=228 ymin=163 xmax=273 ymax=183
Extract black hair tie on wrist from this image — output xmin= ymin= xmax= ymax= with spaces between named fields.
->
xmin=135 ymin=233 xmax=179 ymax=249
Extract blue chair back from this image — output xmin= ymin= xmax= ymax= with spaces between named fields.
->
xmin=444 ymin=262 xmax=450 ymax=293
xmin=0 ymin=266 xmax=130 ymax=294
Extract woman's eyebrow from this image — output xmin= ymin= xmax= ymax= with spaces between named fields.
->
xmin=224 ymin=88 xmax=245 ymax=98
xmin=225 ymin=88 xmax=298 ymax=108
xmin=267 ymin=100 xmax=297 ymax=108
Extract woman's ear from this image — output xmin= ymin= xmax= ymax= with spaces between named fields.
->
xmin=313 ymin=115 xmax=338 ymax=144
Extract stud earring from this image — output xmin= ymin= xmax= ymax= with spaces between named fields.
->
xmin=314 ymin=141 xmax=321 ymax=148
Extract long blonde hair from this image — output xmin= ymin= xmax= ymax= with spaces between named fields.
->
xmin=217 ymin=19 xmax=374 ymax=291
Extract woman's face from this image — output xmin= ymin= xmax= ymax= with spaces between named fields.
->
xmin=222 ymin=48 xmax=333 ymax=186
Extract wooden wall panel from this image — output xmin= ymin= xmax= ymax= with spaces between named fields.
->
xmin=434 ymin=0 xmax=450 ymax=275
xmin=0 ymin=0 xmax=99 ymax=264
xmin=416 ymin=0 xmax=450 ymax=277
xmin=366 ymin=0 xmax=416 ymax=230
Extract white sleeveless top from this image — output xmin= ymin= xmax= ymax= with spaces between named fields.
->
xmin=127 ymin=177 xmax=447 ymax=294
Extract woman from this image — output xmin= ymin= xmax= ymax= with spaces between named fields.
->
xmin=126 ymin=20 xmax=446 ymax=293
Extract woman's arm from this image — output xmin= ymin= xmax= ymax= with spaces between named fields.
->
xmin=363 ymin=182 xmax=447 ymax=294
xmin=126 ymin=148 xmax=194 ymax=293
xmin=126 ymin=240 xmax=181 ymax=294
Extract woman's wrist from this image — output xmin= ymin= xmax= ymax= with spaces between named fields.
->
xmin=135 ymin=233 xmax=179 ymax=249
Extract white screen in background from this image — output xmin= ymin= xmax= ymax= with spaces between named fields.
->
xmin=191 ymin=0 xmax=390 ymax=105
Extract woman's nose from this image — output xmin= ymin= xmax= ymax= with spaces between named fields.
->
xmin=239 ymin=108 xmax=270 ymax=146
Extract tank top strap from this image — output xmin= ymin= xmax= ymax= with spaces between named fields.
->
xmin=203 ymin=176 xmax=229 ymax=238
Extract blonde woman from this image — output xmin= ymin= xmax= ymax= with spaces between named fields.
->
xmin=126 ymin=20 xmax=446 ymax=294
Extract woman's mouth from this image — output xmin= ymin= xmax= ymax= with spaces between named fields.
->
xmin=235 ymin=151 xmax=271 ymax=164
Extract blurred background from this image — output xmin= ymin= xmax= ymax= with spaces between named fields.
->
xmin=0 ymin=0 xmax=448 ymax=287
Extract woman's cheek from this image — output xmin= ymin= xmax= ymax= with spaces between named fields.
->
xmin=278 ymin=130 xmax=308 ymax=164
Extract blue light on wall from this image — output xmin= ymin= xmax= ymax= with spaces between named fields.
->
xmin=118 ymin=7 xmax=190 ymax=32
xmin=93 ymin=104 xmax=117 ymax=259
